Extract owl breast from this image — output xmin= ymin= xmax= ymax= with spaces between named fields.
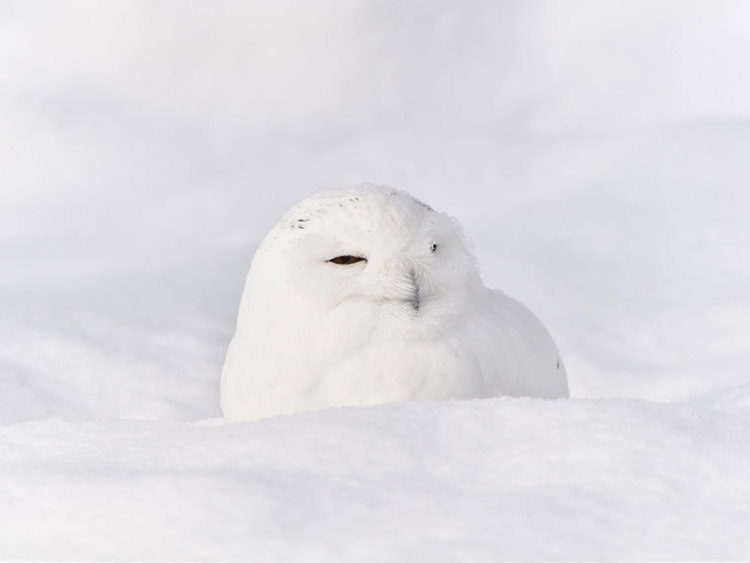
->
xmin=307 ymin=297 xmax=485 ymax=406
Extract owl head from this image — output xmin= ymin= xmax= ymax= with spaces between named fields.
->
xmin=244 ymin=184 xmax=484 ymax=342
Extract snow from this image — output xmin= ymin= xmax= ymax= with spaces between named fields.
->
xmin=2 ymin=1 xmax=750 ymax=559
xmin=3 ymin=400 xmax=750 ymax=560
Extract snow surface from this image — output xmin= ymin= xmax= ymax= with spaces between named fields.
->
xmin=3 ymin=400 xmax=750 ymax=560
xmin=2 ymin=1 xmax=750 ymax=559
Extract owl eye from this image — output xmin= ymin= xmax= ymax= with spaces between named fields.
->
xmin=430 ymin=243 xmax=438 ymax=253
xmin=328 ymin=255 xmax=366 ymax=265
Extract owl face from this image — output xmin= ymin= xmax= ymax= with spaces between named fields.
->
xmin=255 ymin=186 xmax=481 ymax=337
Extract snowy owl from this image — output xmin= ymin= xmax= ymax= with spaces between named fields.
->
xmin=221 ymin=185 xmax=568 ymax=420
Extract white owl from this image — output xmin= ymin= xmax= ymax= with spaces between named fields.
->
xmin=221 ymin=185 xmax=568 ymax=420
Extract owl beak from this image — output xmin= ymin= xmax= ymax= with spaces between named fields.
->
xmin=376 ymin=262 xmax=423 ymax=313
xmin=409 ymin=269 xmax=421 ymax=312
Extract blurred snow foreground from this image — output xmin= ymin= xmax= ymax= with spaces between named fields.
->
xmin=2 ymin=399 xmax=750 ymax=560
xmin=3 ymin=0 xmax=750 ymax=560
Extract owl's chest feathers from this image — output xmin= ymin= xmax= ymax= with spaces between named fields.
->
xmin=298 ymin=303 xmax=488 ymax=401
xmin=311 ymin=297 xmax=454 ymax=356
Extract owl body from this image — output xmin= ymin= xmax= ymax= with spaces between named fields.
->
xmin=221 ymin=186 xmax=568 ymax=420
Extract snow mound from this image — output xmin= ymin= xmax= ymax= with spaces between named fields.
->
xmin=2 ymin=398 xmax=750 ymax=560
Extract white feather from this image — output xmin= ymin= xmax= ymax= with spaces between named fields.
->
xmin=221 ymin=185 xmax=568 ymax=420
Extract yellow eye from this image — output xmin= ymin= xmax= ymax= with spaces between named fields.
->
xmin=328 ymin=255 xmax=366 ymax=265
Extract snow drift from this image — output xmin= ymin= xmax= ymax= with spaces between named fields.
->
xmin=2 ymin=399 xmax=750 ymax=560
